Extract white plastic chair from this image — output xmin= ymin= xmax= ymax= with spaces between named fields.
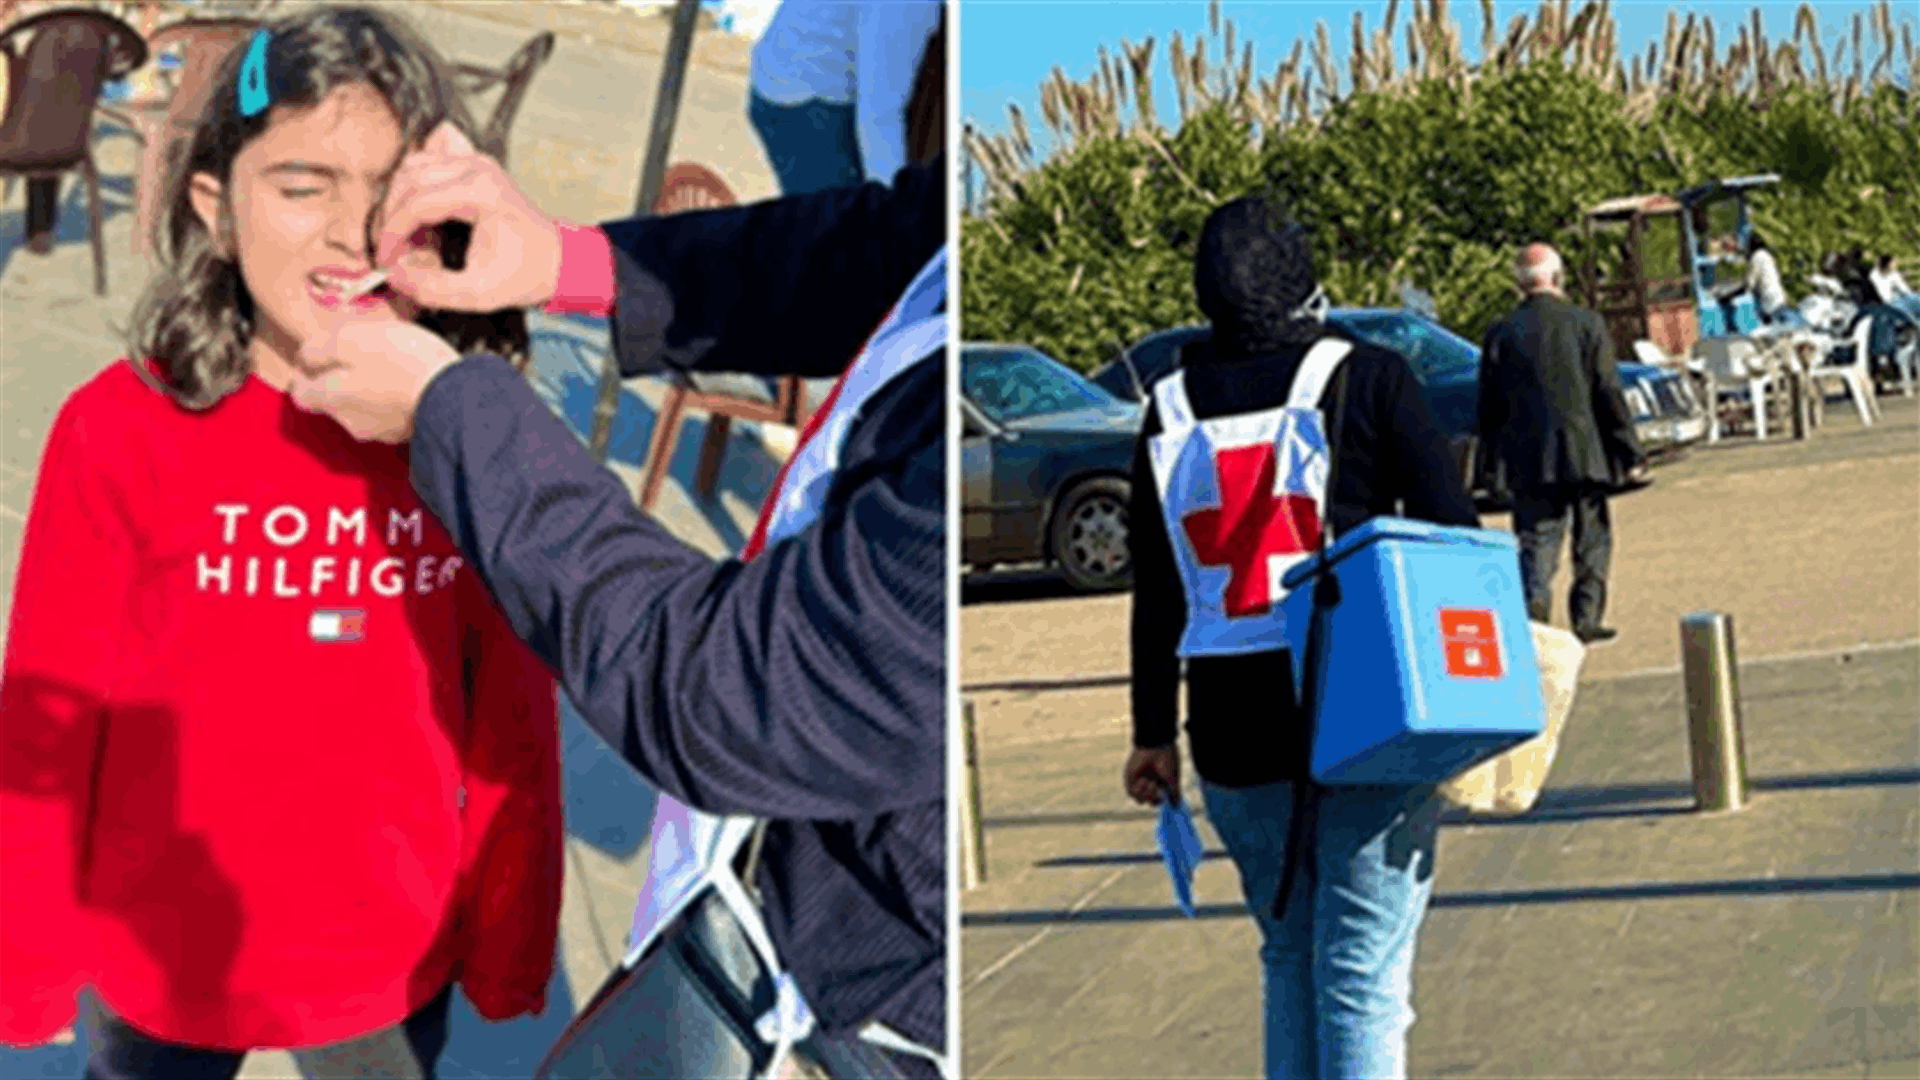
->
xmin=1633 ymin=339 xmax=1677 ymax=368
xmin=1804 ymin=318 xmax=1880 ymax=427
xmin=1695 ymin=337 xmax=1781 ymax=441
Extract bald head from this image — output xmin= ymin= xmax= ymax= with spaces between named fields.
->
xmin=1516 ymin=243 xmax=1563 ymax=295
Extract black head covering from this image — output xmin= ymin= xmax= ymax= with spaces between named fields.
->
xmin=1193 ymin=196 xmax=1327 ymax=358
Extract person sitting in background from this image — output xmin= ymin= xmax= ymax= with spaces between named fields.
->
xmin=1870 ymin=254 xmax=1912 ymax=304
xmin=1745 ymin=234 xmax=1799 ymax=326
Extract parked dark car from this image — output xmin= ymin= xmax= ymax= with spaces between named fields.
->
xmin=962 ymin=343 xmax=1140 ymax=590
xmin=1088 ymin=309 xmax=1707 ymax=503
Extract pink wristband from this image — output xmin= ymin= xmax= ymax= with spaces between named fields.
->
xmin=543 ymin=221 xmax=617 ymax=317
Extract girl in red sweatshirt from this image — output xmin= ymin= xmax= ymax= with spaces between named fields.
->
xmin=0 ymin=9 xmax=563 ymax=1078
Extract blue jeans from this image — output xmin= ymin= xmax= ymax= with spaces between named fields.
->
xmin=1763 ymin=305 xmax=1808 ymax=329
xmin=748 ymin=92 xmax=863 ymax=196
xmin=1202 ymin=780 xmax=1441 ymax=1080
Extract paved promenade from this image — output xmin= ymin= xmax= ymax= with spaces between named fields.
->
xmin=959 ymin=399 xmax=1920 ymax=1078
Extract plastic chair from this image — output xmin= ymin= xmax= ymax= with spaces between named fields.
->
xmin=1632 ymin=339 xmax=1686 ymax=369
xmin=109 ymin=16 xmax=258 ymax=259
xmin=452 ymin=30 xmax=555 ymax=167
xmin=635 ymin=162 xmax=819 ymax=512
xmin=0 ymin=7 xmax=146 ymax=294
xmin=1695 ymin=337 xmax=1782 ymax=441
xmin=1805 ymin=317 xmax=1880 ymax=427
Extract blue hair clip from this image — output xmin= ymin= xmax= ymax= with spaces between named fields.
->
xmin=237 ymin=28 xmax=272 ymax=118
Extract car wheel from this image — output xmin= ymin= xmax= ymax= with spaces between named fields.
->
xmin=1050 ymin=477 xmax=1133 ymax=592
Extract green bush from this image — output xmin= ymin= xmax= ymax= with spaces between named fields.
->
xmin=963 ymin=2 xmax=1917 ymax=372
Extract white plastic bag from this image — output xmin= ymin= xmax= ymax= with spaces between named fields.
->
xmin=1438 ymin=622 xmax=1587 ymax=815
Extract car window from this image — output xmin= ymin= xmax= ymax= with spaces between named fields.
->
xmin=962 ymin=346 xmax=1119 ymax=424
xmin=1125 ymin=329 xmax=1208 ymax=390
xmin=1333 ymin=312 xmax=1479 ymax=382
xmin=1087 ymin=362 xmax=1138 ymax=401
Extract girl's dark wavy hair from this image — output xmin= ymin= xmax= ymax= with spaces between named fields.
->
xmin=128 ymin=6 xmax=529 ymax=409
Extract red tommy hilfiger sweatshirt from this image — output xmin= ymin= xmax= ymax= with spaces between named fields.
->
xmin=0 ymin=359 xmax=562 ymax=1051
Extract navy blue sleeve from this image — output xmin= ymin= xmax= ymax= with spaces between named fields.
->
xmin=407 ymin=354 xmax=945 ymax=820
xmin=601 ymin=157 xmax=945 ymax=380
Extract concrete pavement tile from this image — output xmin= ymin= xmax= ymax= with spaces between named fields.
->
xmin=569 ymin=830 xmax=651 ymax=950
xmin=966 ymin=921 xmax=1264 ymax=1079
xmin=0 ymin=511 xmax=18 ymax=653
xmin=558 ymin=839 xmax=621 ymax=1009
xmin=236 ymin=1050 xmax=300 ymax=1078
xmin=1507 ymin=1023 xmax=1719 ymax=1077
xmin=1767 ymin=1066 xmax=1873 ymax=1080
xmin=960 ymin=589 xmax=1131 ymax=687
xmin=1746 ymin=996 xmax=1920 ymax=1078
xmin=969 ymin=683 xmax=1134 ymax=750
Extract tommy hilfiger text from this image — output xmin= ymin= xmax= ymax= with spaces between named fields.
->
xmin=193 ymin=503 xmax=463 ymax=599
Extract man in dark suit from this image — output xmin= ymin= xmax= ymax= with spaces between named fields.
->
xmin=285 ymin=120 xmax=946 ymax=1076
xmin=1478 ymin=243 xmax=1647 ymax=645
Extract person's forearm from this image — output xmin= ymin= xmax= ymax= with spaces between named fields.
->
xmin=408 ymin=356 xmax=944 ymax=819
xmin=598 ymin=158 xmax=944 ymax=380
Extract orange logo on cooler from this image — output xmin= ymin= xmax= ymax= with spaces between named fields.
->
xmin=1439 ymin=608 xmax=1503 ymax=678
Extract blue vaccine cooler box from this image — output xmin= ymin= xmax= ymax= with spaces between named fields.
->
xmin=1280 ymin=518 xmax=1546 ymax=785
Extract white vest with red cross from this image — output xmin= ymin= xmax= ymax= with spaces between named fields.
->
xmin=1146 ymin=337 xmax=1352 ymax=657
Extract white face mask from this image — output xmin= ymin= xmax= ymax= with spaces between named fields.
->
xmin=1288 ymin=284 xmax=1330 ymax=324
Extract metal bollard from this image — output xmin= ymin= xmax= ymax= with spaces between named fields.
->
xmin=1680 ymin=612 xmax=1751 ymax=813
xmin=1790 ymin=369 xmax=1810 ymax=440
xmin=960 ymin=701 xmax=988 ymax=888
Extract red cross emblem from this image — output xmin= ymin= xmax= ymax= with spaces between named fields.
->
xmin=1181 ymin=444 xmax=1322 ymax=617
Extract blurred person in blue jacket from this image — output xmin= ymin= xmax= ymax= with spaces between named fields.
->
xmin=749 ymin=0 xmax=942 ymax=193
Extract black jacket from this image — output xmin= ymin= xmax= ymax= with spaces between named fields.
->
xmin=1130 ymin=335 xmax=1479 ymax=788
xmin=407 ymin=161 xmax=946 ymax=1048
xmin=1476 ymin=293 xmax=1644 ymax=492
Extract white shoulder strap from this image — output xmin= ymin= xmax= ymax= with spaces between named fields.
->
xmin=1286 ymin=338 xmax=1354 ymax=410
xmin=1151 ymin=370 xmax=1195 ymax=437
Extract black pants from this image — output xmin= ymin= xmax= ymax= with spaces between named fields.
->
xmin=1511 ymin=484 xmax=1613 ymax=630
xmin=84 ymin=984 xmax=455 ymax=1080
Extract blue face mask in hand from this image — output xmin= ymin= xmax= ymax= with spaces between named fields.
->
xmin=1157 ymin=798 xmax=1206 ymax=918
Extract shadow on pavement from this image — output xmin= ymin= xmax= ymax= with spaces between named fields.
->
xmin=962 ymin=568 xmax=1110 ymax=606
xmin=562 ymin=692 xmax=655 ymax=860
xmin=985 ymin=766 xmax=1920 ymax=835
xmin=435 ymin=961 xmax=578 ymax=1080
xmin=528 ymin=323 xmax=788 ymax=555
xmin=0 ymin=173 xmax=137 ymax=283
xmin=963 ymin=872 xmax=1920 ymax=928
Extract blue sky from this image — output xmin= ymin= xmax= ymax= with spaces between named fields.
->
xmin=961 ymin=1 xmax=1915 ymax=157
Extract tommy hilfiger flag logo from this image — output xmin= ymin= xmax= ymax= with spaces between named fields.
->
xmin=309 ymin=609 xmax=366 ymax=643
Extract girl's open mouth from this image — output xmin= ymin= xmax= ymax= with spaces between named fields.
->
xmin=309 ymin=269 xmax=394 ymax=311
